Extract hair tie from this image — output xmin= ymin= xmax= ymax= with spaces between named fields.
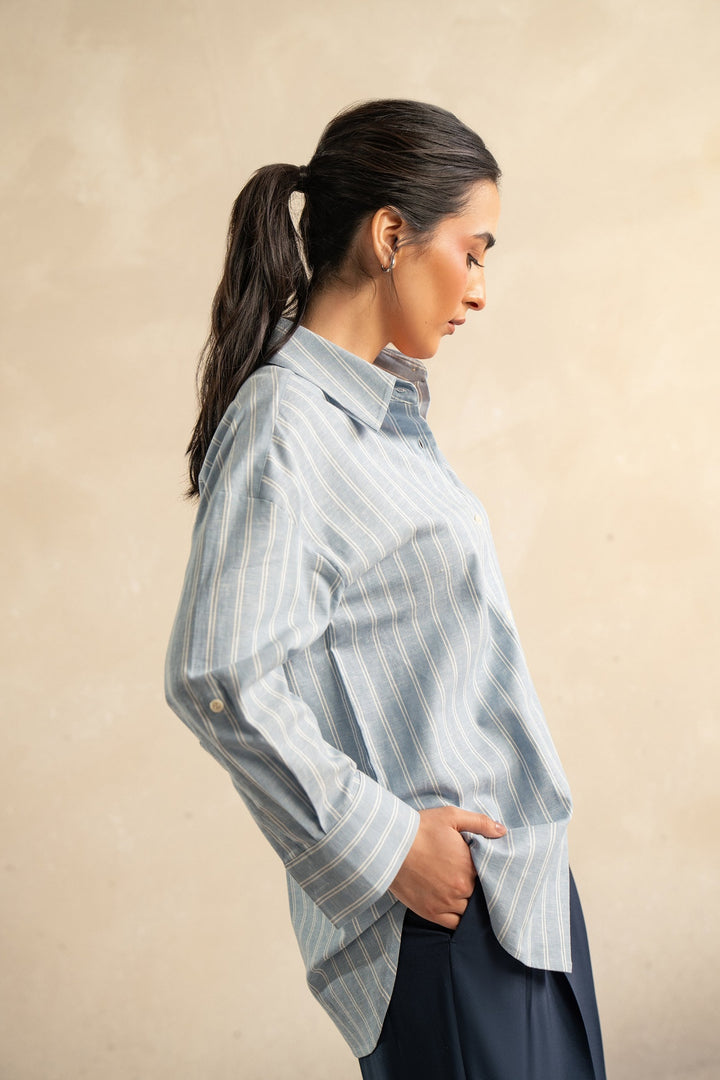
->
xmin=297 ymin=165 xmax=309 ymax=193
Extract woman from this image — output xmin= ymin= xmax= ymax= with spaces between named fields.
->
xmin=165 ymin=99 xmax=606 ymax=1079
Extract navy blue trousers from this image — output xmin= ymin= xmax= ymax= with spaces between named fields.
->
xmin=359 ymin=872 xmax=606 ymax=1080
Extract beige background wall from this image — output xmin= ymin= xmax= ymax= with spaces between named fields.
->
xmin=2 ymin=0 xmax=718 ymax=1077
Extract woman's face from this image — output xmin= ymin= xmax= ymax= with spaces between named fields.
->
xmin=386 ymin=180 xmax=501 ymax=360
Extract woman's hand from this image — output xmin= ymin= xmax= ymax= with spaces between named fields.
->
xmin=389 ymin=806 xmax=506 ymax=928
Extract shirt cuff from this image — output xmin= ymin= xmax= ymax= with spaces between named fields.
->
xmin=284 ymin=772 xmax=420 ymax=926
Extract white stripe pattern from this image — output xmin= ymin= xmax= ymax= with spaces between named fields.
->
xmin=165 ymin=321 xmax=573 ymax=1057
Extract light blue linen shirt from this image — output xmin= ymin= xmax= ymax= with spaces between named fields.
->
xmin=165 ymin=321 xmax=574 ymax=1057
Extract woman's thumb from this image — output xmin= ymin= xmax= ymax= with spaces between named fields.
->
xmin=452 ymin=809 xmax=507 ymax=837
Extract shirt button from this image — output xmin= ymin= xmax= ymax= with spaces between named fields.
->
xmin=474 ymin=513 xmax=483 ymax=523
xmin=209 ymin=698 xmax=224 ymax=713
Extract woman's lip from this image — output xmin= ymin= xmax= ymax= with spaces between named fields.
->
xmin=447 ymin=319 xmax=465 ymax=334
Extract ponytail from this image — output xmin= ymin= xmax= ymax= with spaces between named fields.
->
xmin=186 ymin=163 xmax=308 ymax=497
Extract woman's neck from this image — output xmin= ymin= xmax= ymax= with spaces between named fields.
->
xmin=300 ymin=280 xmax=390 ymax=365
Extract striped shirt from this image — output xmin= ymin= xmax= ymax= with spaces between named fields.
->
xmin=165 ymin=321 xmax=574 ymax=1057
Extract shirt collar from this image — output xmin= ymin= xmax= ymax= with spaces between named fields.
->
xmin=267 ymin=320 xmax=427 ymax=431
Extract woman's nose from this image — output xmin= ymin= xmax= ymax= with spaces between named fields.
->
xmin=464 ymin=272 xmax=486 ymax=311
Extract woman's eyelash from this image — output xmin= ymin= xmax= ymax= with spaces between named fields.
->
xmin=467 ymin=254 xmax=484 ymax=269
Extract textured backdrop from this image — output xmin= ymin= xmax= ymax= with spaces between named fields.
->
xmin=2 ymin=0 xmax=719 ymax=1077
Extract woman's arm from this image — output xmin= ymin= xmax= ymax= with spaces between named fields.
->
xmin=165 ymin=488 xmax=420 ymax=928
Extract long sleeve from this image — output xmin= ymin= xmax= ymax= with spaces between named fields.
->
xmin=165 ymin=432 xmax=419 ymax=927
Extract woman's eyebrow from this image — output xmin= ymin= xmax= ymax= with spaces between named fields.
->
xmin=472 ymin=231 xmax=496 ymax=248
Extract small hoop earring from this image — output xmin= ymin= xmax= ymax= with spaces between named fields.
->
xmin=381 ymin=249 xmax=396 ymax=273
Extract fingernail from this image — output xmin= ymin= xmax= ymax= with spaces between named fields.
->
xmin=494 ymin=821 xmax=506 ymax=830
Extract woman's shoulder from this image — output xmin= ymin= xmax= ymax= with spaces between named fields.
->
xmin=197 ymin=360 xmax=329 ymax=507
xmin=235 ymin=357 xmax=329 ymax=419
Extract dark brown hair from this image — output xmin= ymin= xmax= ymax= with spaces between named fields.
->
xmin=187 ymin=99 xmax=501 ymax=496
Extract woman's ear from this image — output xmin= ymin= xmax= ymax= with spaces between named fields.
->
xmin=370 ymin=206 xmax=405 ymax=271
